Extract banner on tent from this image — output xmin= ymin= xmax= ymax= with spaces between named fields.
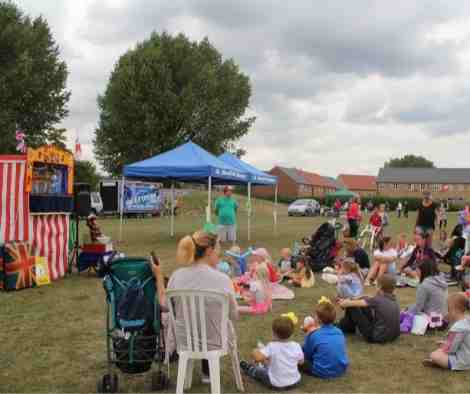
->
xmin=251 ymin=175 xmax=276 ymax=184
xmin=213 ymin=168 xmax=247 ymax=181
xmin=123 ymin=183 xmax=161 ymax=212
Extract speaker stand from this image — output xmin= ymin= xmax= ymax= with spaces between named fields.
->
xmin=68 ymin=215 xmax=80 ymax=274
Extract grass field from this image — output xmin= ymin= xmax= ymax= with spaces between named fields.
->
xmin=1 ymin=195 xmax=469 ymax=393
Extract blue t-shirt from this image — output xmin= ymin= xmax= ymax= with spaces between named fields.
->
xmin=337 ymin=273 xmax=363 ymax=299
xmin=302 ymin=324 xmax=349 ymax=378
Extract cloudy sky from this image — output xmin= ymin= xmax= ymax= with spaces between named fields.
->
xmin=14 ymin=0 xmax=470 ymax=176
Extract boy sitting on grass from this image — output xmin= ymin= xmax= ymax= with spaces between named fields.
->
xmin=338 ymin=274 xmax=400 ymax=343
xmin=301 ymin=297 xmax=349 ymax=378
xmin=240 ymin=316 xmax=304 ymax=390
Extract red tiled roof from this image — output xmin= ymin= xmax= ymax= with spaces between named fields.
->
xmin=338 ymin=174 xmax=377 ymax=191
xmin=297 ymin=169 xmax=333 ymax=188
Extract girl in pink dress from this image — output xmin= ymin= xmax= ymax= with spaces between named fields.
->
xmin=238 ymin=262 xmax=272 ymax=315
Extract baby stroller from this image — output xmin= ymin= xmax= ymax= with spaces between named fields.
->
xmin=302 ymin=222 xmax=338 ymax=272
xmin=98 ymin=256 xmax=168 ymax=393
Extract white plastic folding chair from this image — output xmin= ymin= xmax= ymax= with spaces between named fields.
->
xmin=166 ymin=289 xmax=244 ymax=394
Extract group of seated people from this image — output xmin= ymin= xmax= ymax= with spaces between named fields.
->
xmin=147 ymin=222 xmax=470 ymax=391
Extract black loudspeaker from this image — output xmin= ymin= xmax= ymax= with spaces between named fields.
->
xmin=75 ymin=191 xmax=91 ymax=218
xmin=100 ymin=182 xmax=118 ymax=212
xmin=74 ymin=183 xmax=91 ymax=218
xmin=74 ymin=182 xmax=91 ymax=194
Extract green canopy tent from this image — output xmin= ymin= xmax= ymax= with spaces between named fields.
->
xmin=326 ymin=188 xmax=358 ymax=202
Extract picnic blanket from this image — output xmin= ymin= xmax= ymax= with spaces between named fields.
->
xmin=271 ymin=283 xmax=295 ymax=300
xmin=233 ymin=280 xmax=295 ymax=300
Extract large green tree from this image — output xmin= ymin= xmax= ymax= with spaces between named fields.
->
xmin=94 ymin=32 xmax=254 ymax=175
xmin=0 ymin=1 xmax=70 ymax=154
xmin=74 ymin=160 xmax=100 ymax=191
xmin=385 ymin=154 xmax=435 ymax=168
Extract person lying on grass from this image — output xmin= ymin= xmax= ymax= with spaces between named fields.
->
xmin=365 ymin=237 xmax=398 ymax=286
xmin=301 ymin=297 xmax=349 ymax=379
xmin=240 ymin=316 xmax=304 ymax=390
xmin=423 ymin=292 xmax=470 ymax=371
xmin=338 ymin=274 xmax=400 ymax=343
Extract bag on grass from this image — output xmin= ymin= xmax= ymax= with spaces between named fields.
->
xmin=411 ymin=313 xmax=429 ymax=335
xmin=400 ymin=311 xmax=414 ymax=333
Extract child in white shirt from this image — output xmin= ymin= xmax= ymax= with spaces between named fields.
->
xmin=241 ymin=316 xmax=304 ymax=389
xmin=278 ymin=248 xmax=293 ymax=275
xmin=365 ymin=236 xmax=398 ymax=286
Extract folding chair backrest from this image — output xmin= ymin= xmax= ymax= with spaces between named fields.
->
xmin=166 ymin=289 xmax=229 ymax=355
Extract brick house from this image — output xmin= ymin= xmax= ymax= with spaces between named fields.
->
xmin=337 ymin=174 xmax=377 ymax=197
xmin=377 ymin=168 xmax=470 ymax=199
xmin=253 ymin=166 xmax=336 ymax=200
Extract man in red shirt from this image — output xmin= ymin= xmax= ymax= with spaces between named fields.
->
xmin=347 ymin=197 xmax=361 ymax=238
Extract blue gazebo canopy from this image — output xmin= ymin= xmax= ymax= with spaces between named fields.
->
xmin=218 ymin=152 xmax=277 ymax=185
xmin=123 ymin=141 xmax=249 ymax=184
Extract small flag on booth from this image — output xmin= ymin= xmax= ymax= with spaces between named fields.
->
xmin=74 ymin=137 xmax=82 ymax=160
xmin=15 ymin=129 xmax=27 ymax=153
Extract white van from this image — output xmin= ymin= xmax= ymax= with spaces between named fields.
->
xmin=90 ymin=191 xmax=103 ymax=215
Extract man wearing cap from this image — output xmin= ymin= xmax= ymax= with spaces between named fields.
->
xmin=416 ymin=191 xmax=439 ymax=247
xmin=215 ymin=186 xmax=239 ymax=243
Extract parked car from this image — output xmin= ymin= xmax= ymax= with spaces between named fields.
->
xmin=90 ymin=191 xmax=103 ymax=215
xmin=288 ymin=199 xmax=320 ymax=217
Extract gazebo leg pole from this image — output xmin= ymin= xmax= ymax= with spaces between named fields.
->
xmin=274 ymin=183 xmax=278 ymax=236
xmin=248 ymin=182 xmax=251 ymax=241
xmin=170 ymin=182 xmax=175 ymax=237
xmin=119 ymin=176 xmax=125 ymax=242
xmin=207 ymin=176 xmax=212 ymax=223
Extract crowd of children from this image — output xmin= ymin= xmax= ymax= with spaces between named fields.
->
xmin=202 ymin=199 xmax=470 ymax=390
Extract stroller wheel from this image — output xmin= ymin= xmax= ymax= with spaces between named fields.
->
xmin=97 ymin=373 xmax=118 ymax=393
xmin=151 ymin=370 xmax=169 ymax=391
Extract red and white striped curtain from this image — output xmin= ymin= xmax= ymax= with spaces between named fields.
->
xmin=0 ymin=157 xmax=30 ymax=243
xmin=30 ymin=214 xmax=69 ymax=280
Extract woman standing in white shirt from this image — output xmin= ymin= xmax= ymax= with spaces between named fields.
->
xmin=365 ymin=236 xmax=398 ymax=286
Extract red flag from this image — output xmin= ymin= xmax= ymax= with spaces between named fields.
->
xmin=74 ymin=137 xmax=82 ymax=159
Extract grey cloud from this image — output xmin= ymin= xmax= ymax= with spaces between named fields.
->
xmin=14 ymin=0 xmax=470 ymax=173
xmin=278 ymin=2 xmax=464 ymax=77
xmin=186 ymin=0 xmax=272 ymax=29
xmin=385 ymin=79 xmax=470 ymax=135
xmin=79 ymin=0 xmax=185 ymax=45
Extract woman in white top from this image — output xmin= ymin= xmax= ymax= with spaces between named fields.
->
xmin=166 ymin=229 xmax=239 ymax=383
xmin=365 ymin=236 xmax=398 ymax=286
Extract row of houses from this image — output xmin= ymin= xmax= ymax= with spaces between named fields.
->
xmin=253 ymin=166 xmax=470 ymax=200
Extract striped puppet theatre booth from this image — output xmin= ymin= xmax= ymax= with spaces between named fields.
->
xmin=0 ymin=145 xmax=74 ymax=291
